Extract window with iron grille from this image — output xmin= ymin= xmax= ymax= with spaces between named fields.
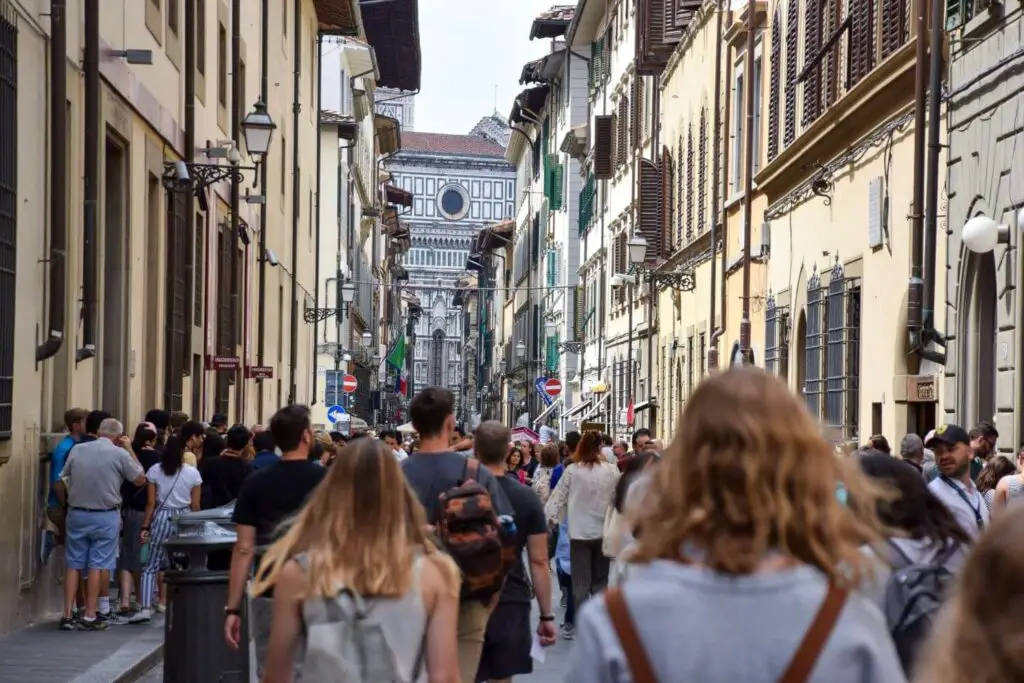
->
xmin=803 ymin=269 xmax=824 ymax=419
xmin=686 ymin=334 xmax=694 ymax=396
xmin=686 ymin=124 xmax=694 ymax=240
xmin=784 ymin=0 xmax=799 ymax=146
xmin=764 ymin=294 xmax=790 ymax=378
xmin=0 ymin=12 xmax=15 ymax=439
xmin=880 ymin=0 xmax=908 ymax=59
xmin=698 ymin=332 xmax=706 ymax=378
xmin=768 ymin=8 xmax=781 ymax=161
xmin=823 ymin=264 xmax=861 ymax=442
xmin=849 ymin=0 xmax=875 ymax=87
xmin=215 ymin=225 xmax=233 ymax=416
xmin=698 ymin=108 xmax=707 ymax=233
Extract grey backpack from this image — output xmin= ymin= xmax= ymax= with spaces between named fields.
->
xmin=883 ymin=540 xmax=959 ymax=673
xmin=299 ymin=556 xmax=426 ymax=682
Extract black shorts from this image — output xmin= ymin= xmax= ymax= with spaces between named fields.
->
xmin=475 ymin=601 xmax=532 ymax=682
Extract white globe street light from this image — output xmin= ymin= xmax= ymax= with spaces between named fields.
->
xmin=628 ymin=234 xmax=648 ymax=265
xmin=361 ymin=331 xmax=372 ymax=347
xmin=241 ymin=100 xmax=276 ymax=158
xmin=962 ymin=214 xmax=1008 ymax=254
xmin=515 ymin=340 xmax=526 ymax=359
xmin=544 ymin=318 xmax=557 ymax=336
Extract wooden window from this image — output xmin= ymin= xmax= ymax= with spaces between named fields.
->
xmin=730 ymin=59 xmax=744 ymax=193
xmin=821 ymin=0 xmax=840 ymax=110
xmin=686 ymin=124 xmax=694 ymax=241
xmin=193 ymin=214 xmax=203 ymax=326
xmin=660 ymin=146 xmax=673 ymax=256
xmin=0 ymin=13 xmax=16 ymax=439
xmin=168 ymin=0 xmax=179 ymax=36
xmin=768 ymin=8 xmax=782 ymax=161
xmin=849 ymin=0 xmax=875 ymax=86
xmin=698 ymin=107 xmax=707 ymax=233
xmin=802 ymin=0 xmax=822 ymax=126
xmin=593 ymin=115 xmax=614 ymax=179
xmin=784 ymin=0 xmax=799 ymax=146
xmin=638 ymin=159 xmax=661 ymax=262
xmin=631 ymin=78 xmax=642 ymax=148
xmin=197 ymin=0 xmax=206 ymax=75
xmin=218 ymin=24 xmax=227 ymax=107
xmin=617 ymin=96 xmax=629 ymax=168
xmin=880 ymin=0 xmax=908 ymax=59
xmin=675 ymin=136 xmax=684 ymax=245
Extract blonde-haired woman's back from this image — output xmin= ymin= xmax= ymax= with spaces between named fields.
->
xmin=254 ymin=437 xmax=461 ymax=683
xmin=567 ymin=367 xmax=905 ymax=683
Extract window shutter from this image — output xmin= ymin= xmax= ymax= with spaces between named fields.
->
xmin=660 ymin=146 xmax=673 ymax=256
xmin=765 ymin=294 xmax=778 ymax=375
xmin=632 ymin=77 xmax=642 ymax=149
xmin=823 ymin=0 xmax=839 ymax=108
xmin=881 ymin=0 xmax=908 ymax=59
xmin=593 ymin=115 xmax=614 ymax=179
xmin=617 ymin=97 xmax=629 ymax=167
xmin=685 ymin=124 xmax=695 ymax=241
xmin=574 ymin=285 xmax=585 ymax=340
xmin=543 ymin=152 xmax=552 ymax=198
xmin=612 ymin=233 xmax=623 ymax=304
xmin=638 ymin=159 xmax=661 ymax=263
xmin=849 ymin=0 xmax=875 ymax=87
xmin=676 ymin=135 xmax=684 ymax=245
xmin=698 ymin=107 xmax=707 ymax=233
xmin=663 ymin=0 xmax=682 ymax=42
xmin=945 ymin=0 xmax=970 ymax=29
xmin=550 ymin=162 xmax=564 ymax=211
xmin=784 ymin=0 xmax=799 ymax=146
xmin=768 ymin=10 xmax=781 ymax=161
xmin=802 ymin=0 xmax=822 ymax=127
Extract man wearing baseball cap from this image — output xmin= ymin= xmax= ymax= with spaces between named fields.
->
xmin=926 ymin=424 xmax=989 ymax=537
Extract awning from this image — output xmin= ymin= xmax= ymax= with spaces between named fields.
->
xmin=361 ymin=0 xmax=421 ymax=91
xmin=534 ymin=398 xmax=563 ymax=427
xmin=313 ymin=0 xmax=359 ymax=35
xmin=530 ymin=5 xmax=575 ymax=39
xmin=340 ymin=39 xmax=378 ymax=78
xmin=375 ymin=114 xmax=401 ymax=155
xmin=563 ymin=399 xmax=592 ymax=419
xmin=509 ymin=85 xmax=550 ymax=126
xmin=473 ymin=218 xmax=514 ymax=252
xmin=384 ymin=184 xmax=413 ymax=207
xmin=520 ymin=48 xmax=566 ymax=85
xmin=581 ymin=393 xmax=609 ymax=421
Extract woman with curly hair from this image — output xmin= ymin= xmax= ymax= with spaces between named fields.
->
xmin=253 ymin=437 xmax=460 ymax=683
xmin=567 ymin=367 xmax=904 ymax=683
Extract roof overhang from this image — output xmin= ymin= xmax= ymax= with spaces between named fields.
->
xmin=384 ymin=184 xmax=413 ymax=207
xmin=509 ymin=85 xmax=550 ymax=126
xmin=362 ymin=0 xmax=421 ymax=91
xmin=374 ymin=114 xmax=401 ymax=155
xmin=530 ymin=5 xmax=576 ymax=39
xmin=566 ymin=0 xmax=604 ymax=48
xmin=313 ymin=0 xmax=360 ymax=35
xmin=321 ymin=110 xmax=359 ymax=141
xmin=559 ymin=123 xmax=587 ymax=159
xmin=519 ymin=48 xmax=566 ymax=85
xmin=474 ymin=218 xmax=515 ymax=252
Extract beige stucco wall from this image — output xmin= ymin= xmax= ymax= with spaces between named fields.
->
xmin=0 ymin=0 xmax=321 ymax=635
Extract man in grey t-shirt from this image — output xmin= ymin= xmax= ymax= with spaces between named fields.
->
xmin=57 ymin=418 xmax=145 ymax=629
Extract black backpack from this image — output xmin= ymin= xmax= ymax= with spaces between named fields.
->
xmin=883 ymin=540 xmax=959 ymax=673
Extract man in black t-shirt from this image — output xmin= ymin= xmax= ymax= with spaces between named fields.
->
xmin=224 ymin=406 xmax=324 ymax=678
xmin=473 ymin=420 xmax=556 ymax=682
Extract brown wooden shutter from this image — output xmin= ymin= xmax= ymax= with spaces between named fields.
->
xmin=632 ymin=77 xmax=642 ymax=149
xmin=849 ymin=0 xmax=875 ymax=86
xmin=660 ymin=146 xmax=673 ymax=256
xmin=698 ymin=108 xmax=707 ymax=233
xmin=662 ymin=0 xmax=682 ymax=41
xmin=823 ymin=0 xmax=839 ymax=108
xmin=593 ymin=114 xmax=614 ymax=179
xmin=802 ymin=0 xmax=822 ymax=127
xmin=612 ymin=233 xmax=622 ymax=304
xmin=768 ymin=9 xmax=782 ymax=161
xmin=685 ymin=125 xmax=695 ymax=241
xmin=784 ymin=0 xmax=799 ymax=146
xmin=880 ymin=0 xmax=907 ymax=59
xmin=618 ymin=97 xmax=629 ymax=166
xmin=638 ymin=158 xmax=661 ymax=263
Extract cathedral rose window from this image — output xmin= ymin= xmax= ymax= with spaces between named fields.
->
xmin=437 ymin=183 xmax=470 ymax=220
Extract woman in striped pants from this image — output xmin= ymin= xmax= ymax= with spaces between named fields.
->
xmin=131 ymin=436 xmax=202 ymax=623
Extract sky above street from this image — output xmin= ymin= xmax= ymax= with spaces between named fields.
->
xmin=415 ymin=0 xmax=558 ymax=135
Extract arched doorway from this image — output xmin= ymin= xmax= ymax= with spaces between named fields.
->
xmin=961 ymin=251 xmax=997 ymax=426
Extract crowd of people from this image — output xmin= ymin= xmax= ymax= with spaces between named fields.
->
xmin=42 ymin=366 xmax=1024 ymax=682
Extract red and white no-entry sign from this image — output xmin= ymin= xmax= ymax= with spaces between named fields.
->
xmin=543 ymin=378 xmax=562 ymax=397
xmin=342 ymin=374 xmax=358 ymax=393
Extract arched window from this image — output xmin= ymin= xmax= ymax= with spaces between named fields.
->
xmin=430 ymin=329 xmax=446 ymax=386
xmin=768 ymin=7 xmax=782 ymax=161
xmin=784 ymin=0 xmax=799 ymax=146
xmin=804 ymin=267 xmax=824 ymax=418
xmin=685 ymin=124 xmax=695 ymax=241
xmin=698 ymin=107 xmax=708 ymax=233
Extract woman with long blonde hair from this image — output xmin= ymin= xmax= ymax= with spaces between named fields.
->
xmin=914 ymin=506 xmax=1024 ymax=683
xmin=253 ymin=438 xmax=461 ymax=683
xmin=567 ymin=367 xmax=904 ymax=683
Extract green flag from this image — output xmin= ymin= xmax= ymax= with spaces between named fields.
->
xmin=386 ymin=334 xmax=406 ymax=370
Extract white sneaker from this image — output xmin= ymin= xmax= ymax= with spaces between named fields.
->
xmin=128 ymin=609 xmax=152 ymax=624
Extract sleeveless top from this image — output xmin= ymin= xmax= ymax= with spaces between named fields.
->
xmin=297 ymin=553 xmax=428 ymax=683
xmin=986 ymin=474 xmax=1024 ymax=509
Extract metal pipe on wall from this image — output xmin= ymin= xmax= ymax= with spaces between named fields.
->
xmin=738 ymin=1 xmax=756 ymax=364
xmin=707 ymin=0 xmax=725 ymax=369
xmin=185 ymin=0 xmax=199 ymax=412
xmin=231 ymin=0 xmax=241 ymax=421
xmin=39 ymin=0 xmax=68 ymax=363
xmin=288 ymin=0 xmax=301 ymax=404
xmin=256 ymin=0 xmax=269 ymax=418
xmin=921 ymin=0 xmax=947 ymax=364
xmin=312 ymin=33 xmax=323 ymax=405
xmin=79 ymin=0 xmax=97 ymax=362
xmin=907 ymin=0 xmax=928 ymax=354
xmin=647 ymin=83 xmax=660 ymax=428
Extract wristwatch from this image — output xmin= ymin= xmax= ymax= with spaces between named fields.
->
xmin=224 ymin=606 xmax=241 ymax=618
xmin=539 ymin=614 xmax=555 ymax=622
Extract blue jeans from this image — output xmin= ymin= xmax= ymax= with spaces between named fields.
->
xmin=557 ymin=566 xmax=575 ymax=625
xmin=65 ymin=508 xmax=120 ymax=571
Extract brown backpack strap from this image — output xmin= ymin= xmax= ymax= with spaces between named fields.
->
xmin=464 ymin=457 xmax=481 ymax=482
xmin=778 ymin=584 xmax=848 ymax=683
xmin=605 ymin=587 xmax=658 ymax=683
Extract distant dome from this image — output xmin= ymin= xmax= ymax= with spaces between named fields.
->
xmin=469 ymin=113 xmax=512 ymax=149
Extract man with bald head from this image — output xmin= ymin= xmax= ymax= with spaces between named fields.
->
xmin=56 ymin=417 xmax=146 ymax=630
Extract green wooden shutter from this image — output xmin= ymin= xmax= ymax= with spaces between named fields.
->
xmin=550 ymin=162 xmax=564 ymax=210
xmin=945 ymin=0 xmax=967 ymax=29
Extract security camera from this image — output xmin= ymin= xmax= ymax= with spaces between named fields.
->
xmin=264 ymin=249 xmax=279 ymax=267
xmin=173 ymin=160 xmax=190 ymax=183
xmin=610 ymin=274 xmax=624 ymax=288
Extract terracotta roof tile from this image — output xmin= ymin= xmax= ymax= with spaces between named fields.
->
xmin=536 ymin=5 xmax=575 ymax=22
xmin=400 ymin=132 xmax=506 ymax=157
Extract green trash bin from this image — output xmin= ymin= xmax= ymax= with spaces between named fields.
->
xmin=162 ymin=506 xmax=250 ymax=683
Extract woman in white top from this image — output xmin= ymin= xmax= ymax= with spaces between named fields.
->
xmin=134 ymin=435 xmax=202 ymax=623
xmin=545 ymin=430 xmax=620 ymax=611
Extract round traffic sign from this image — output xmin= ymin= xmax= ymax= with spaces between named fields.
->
xmin=543 ymin=378 xmax=562 ymax=397
xmin=342 ymin=374 xmax=358 ymax=393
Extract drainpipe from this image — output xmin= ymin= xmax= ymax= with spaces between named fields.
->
xmin=231 ymin=0 xmax=241 ymax=421
xmin=312 ymin=33 xmax=323 ymax=404
xmin=907 ymin=0 xmax=927 ymax=359
xmin=738 ymin=0 xmax=756 ymax=364
xmin=647 ymin=83 xmax=660 ymax=426
xmin=920 ymin=0 xmax=947 ymax=364
xmin=256 ymin=0 xmax=269 ymax=411
xmin=186 ymin=0 xmax=198 ymax=410
xmin=74 ymin=0 xmax=95 ymax=362
xmin=288 ymin=0 xmax=301 ymax=404
xmin=707 ymin=0 xmax=725 ymax=369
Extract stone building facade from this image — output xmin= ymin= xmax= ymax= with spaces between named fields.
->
xmin=386 ymin=126 xmax=515 ymax=408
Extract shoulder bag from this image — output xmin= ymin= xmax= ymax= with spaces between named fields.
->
xmin=605 ymin=582 xmax=848 ymax=683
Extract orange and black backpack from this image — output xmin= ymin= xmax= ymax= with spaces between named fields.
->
xmin=435 ymin=458 xmax=517 ymax=601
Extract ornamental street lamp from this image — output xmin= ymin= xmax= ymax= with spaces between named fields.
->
xmin=361 ymin=331 xmax=372 ymax=347
xmin=304 ymin=275 xmax=357 ymax=322
xmin=241 ymin=100 xmax=276 ymax=159
xmin=515 ymin=340 xmax=526 ymax=359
